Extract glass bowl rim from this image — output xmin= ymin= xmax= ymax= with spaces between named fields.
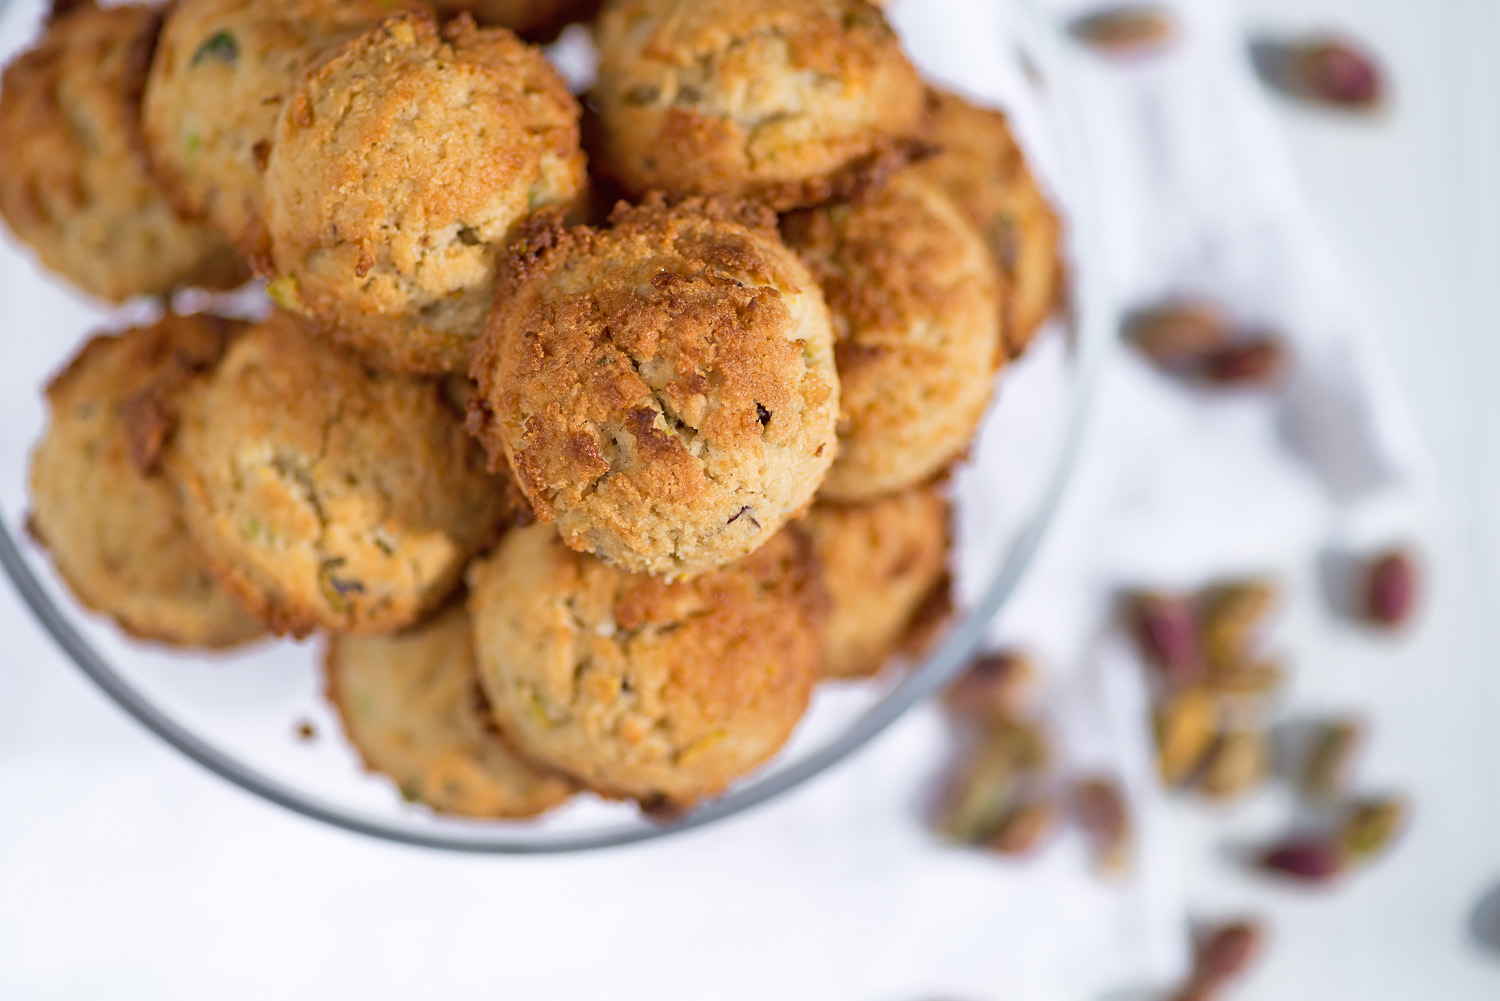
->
xmin=0 ymin=0 xmax=1114 ymax=853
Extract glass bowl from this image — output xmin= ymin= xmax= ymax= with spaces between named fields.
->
xmin=0 ymin=0 xmax=1111 ymax=852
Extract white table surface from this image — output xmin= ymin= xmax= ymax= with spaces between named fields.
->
xmin=1176 ymin=0 xmax=1500 ymax=998
xmin=2 ymin=1 xmax=1499 ymax=999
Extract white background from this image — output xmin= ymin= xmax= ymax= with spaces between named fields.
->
xmin=3 ymin=0 xmax=1500 ymax=998
xmin=1185 ymin=0 xmax=1500 ymax=999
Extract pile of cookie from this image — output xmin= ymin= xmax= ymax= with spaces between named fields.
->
xmin=5 ymin=0 xmax=1063 ymax=818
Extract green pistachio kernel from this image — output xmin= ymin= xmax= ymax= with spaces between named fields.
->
xmin=266 ymin=274 xmax=302 ymax=311
xmin=191 ymin=31 xmax=238 ymax=67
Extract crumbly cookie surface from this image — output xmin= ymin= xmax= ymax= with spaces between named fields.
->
xmin=142 ymin=0 xmax=415 ymax=256
xmin=468 ymin=523 xmax=824 ymax=809
xmin=591 ymin=0 xmax=925 ymax=210
xmin=469 ymin=197 xmax=839 ymax=575
xmin=801 ymin=484 xmax=951 ymax=679
xmin=325 ymin=604 xmax=577 ymax=819
xmin=28 ymin=314 xmax=263 ymax=649
xmin=163 ymin=311 xmax=506 ymax=638
xmin=782 ymin=171 xmax=1002 ymax=501
xmin=263 ymin=12 xmax=588 ymax=375
xmin=915 ymin=88 xmax=1064 ymax=358
xmin=0 ymin=2 xmax=244 ymax=302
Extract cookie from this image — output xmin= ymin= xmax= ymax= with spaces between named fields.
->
xmin=915 ymin=88 xmax=1064 ymax=358
xmin=142 ymin=0 xmax=414 ymax=255
xmin=262 ymin=12 xmax=588 ymax=375
xmin=801 ymin=484 xmax=951 ymax=679
xmin=468 ymin=522 xmax=825 ymax=809
xmin=591 ymin=0 xmax=925 ymax=210
xmin=468 ymin=197 xmax=839 ymax=576
xmin=162 ymin=310 xmax=506 ymax=638
xmin=28 ymin=314 xmax=263 ymax=649
xmin=782 ymin=171 xmax=1002 ymax=501
xmin=325 ymin=604 xmax=577 ymax=819
xmin=0 ymin=2 xmax=244 ymax=302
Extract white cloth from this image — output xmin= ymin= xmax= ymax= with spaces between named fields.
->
xmin=901 ymin=0 xmax=1426 ymax=993
xmin=0 ymin=0 xmax=1424 ymax=998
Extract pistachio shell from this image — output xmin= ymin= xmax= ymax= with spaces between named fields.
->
xmin=1071 ymin=776 xmax=1132 ymax=876
xmin=1199 ymin=578 xmax=1277 ymax=670
xmin=1201 ymin=337 xmax=1289 ymax=388
xmin=1069 ymin=5 xmax=1177 ymax=57
xmin=1258 ymin=837 xmax=1344 ymax=884
xmin=1129 ymin=590 xmax=1204 ymax=685
xmin=1205 ymin=659 xmax=1284 ymax=699
xmin=1126 ymin=301 xmax=1231 ymax=371
xmin=1364 ymin=549 xmax=1418 ymax=628
xmin=1156 ymin=686 xmax=1219 ymax=787
xmin=987 ymin=798 xmax=1060 ymax=856
xmin=1250 ymin=36 xmax=1386 ymax=111
xmin=1302 ymin=718 xmax=1364 ymax=802
xmin=1195 ymin=920 xmax=1265 ymax=983
xmin=945 ymin=651 xmax=1037 ymax=722
xmin=985 ymin=717 xmax=1052 ymax=774
xmin=939 ymin=745 xmax=1019 ymax=844
xmin=1341 ymin=795 xmax=1408 ymax=862
xmin=1199 ymin=729 xmax=1269 ymax=801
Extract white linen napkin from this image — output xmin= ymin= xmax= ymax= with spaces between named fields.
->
xmin=895 ymin=0 xmax=1428 ymax=994
xmin=0 ymin=0 xmax=1424 ymax=998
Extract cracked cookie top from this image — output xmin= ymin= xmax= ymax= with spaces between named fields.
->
xmin=28 ymin=313 xmax=264 ymax=649
xmin=142 ymin=0 xmax=415 ymax=257
xmin=782 ymin=171 xmax=1003 ymax=501
xmin=468 ymin=196 xmax=839 ymax=576
xmin=468 ymin=521 xmax=825 ymax=809
xmin=261 ymin=11 xmax=588 ymax=375
xmin=162 ymin=310 xmax=508 ymax=638
xmin=325 ymin=604 xmax=577 ymax=819
xmin=591 ymin=0 xmax=926 ymax=210
xmin=0 ymin=1 xmax=245 ymax=302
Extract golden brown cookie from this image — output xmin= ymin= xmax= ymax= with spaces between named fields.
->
xmin=325 ymin=604 xmax=577 ymax=819
xmin=162 ymin=311 xmax=506 ymax=639
xmin=141 ymin=0 xmax=415 ymax=256
xmin=591 ymin=0 xmax=925 ymax=210
xmin=801 ymin=484 xmax=951 ymax=679
xmin=468 ymin=522 xmax=824 ymax=809
xmin=262 ymin=12 xmax=588 ymax=375
xmin=782 ymin=171 xmax=1002 ymax=501
xmin=431 ymin=0 xmax=598 ymax=40
xmin=915 ymin=88 xmax=1064 ymax=358
xmin=28 ymin=314 xmax=263 ymax=649
xmin=0 ymin=2 xmax=244 ymax=303
xmin=469 ymin=197 xmax=839 ymax=576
